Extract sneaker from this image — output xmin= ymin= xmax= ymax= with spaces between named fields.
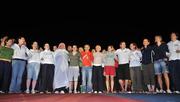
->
xmin=159 ymin=90 xmax=166 ymax=93
xmin=175 ymin=91 xmax=180 ymax=94
xmin=81 ymin=92 xmax=85 ymax=94
xmin=31 ymin=90 xmax=36 ymax=94
xmin=25 ymin=90 xmax=30 ymax=94
xmin=69 ymin=91 xmax=72 ymax=93
xmin=54 ymin=91 xmax=59 ymax=94
xmin=74 ymin=91 xmax=77 ymax=94
xmin=166 ymin=89 xmax=172 ymax=94
xmin=46 ymin=91 xmax=51 ymax=94
xmin=39 ymin=92 xmax=44 ymax=94
xmin=98 ymin=91 xmax=102 ymax=94
xmin=94 ymin=91 xmax=97 ymax=94
xmin=88 ymin=91 xmax=92 ymax=94
xmin=60 ymin=91 xmax=65 ymax=94
xmin=127 ymin=91 xmax=132 ymax=94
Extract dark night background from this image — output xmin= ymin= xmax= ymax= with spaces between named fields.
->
xmin=1 ymin=5 xmax=180 ymax=50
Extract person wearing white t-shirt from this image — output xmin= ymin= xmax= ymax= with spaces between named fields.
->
xmin=115 ymin=42 xmax=131 ymax=92
xmin=167 ymin=32 xmax=180 ymax=93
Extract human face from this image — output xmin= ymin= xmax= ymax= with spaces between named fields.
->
xmin=143 ymin=39 xmax=150 ymax=46
xmin=130 ymin=43 xmax=135 ymax=50
xmin=44 ymin=43 xmax=50 ymax=50
xmin=78 ymin=47 xmax=84 ymax=52
xmin=107 ymin=46 xmax=113 ymax=52
xmin=171 ymin=33 xmax=178 ymax=41
xmin=84 ymin=45 xmax=90 ymax=51
xmin=18 ymin=37 xmax=25 ymax=45
xmin=120 ymin=42 xmax=126 ymax=49
xmin=32 ymin=42 xmax=38 ymax=50
xmin=95 ymin=45 xmax=101 ymax=52
xmin=6 ymin=39 xmax=13 ymax=47
xmin=155 ymin=36 xmax=162 ymax=43
xmin=72 ymin=45 xmax=77 ymax=52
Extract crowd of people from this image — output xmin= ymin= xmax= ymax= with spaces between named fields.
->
xmin=0 ymin=32 xmax=180 ymax=94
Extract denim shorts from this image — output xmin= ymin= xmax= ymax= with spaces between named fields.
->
xmin=154 ymin=59 xmax=169 ymax=75
xmin=27 ymin=62 xmax=40 ymax=80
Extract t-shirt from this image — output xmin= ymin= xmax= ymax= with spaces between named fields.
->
xmin=40 ymin=50 xmax=54 ymax=64
xmin=115 ymin=48 xmax=131 ymax=64
xmin=104 ymin=52 xmax=116 ymax=66
xmin=93 ymin=52 xmax=104 ymax=66
xmin=129 ymin=50 xmax=142 ymax=67
xmin=69 ymin=52 xmax=81 ymax=66
xmin=167 ymin=40 xmax=180 ymax=60
xmin=0 ymin=46 xmax=14 ymax=61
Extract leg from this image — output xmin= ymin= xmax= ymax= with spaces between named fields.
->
xmin=110 ymin=76 xmax=114 ymax=92
xmin=157 ymin=74 xmax=163 ymax=90
xmin=9 ymin=60 xmax=19 ymax=92
xmin=2 ymin=61 xmax=12 ymax=92
xmin=119 ymin=80 xmax=125 ymax=91
xmin=87 ymin=67 xmax=92 ymax=92
xmin=81 ymin=67 xmax=86 ymax=92
xmin=0 ymin=61 xmax=4 ymax=91
xmin=97 ymin=67 xmax=103 ymax=92
xmin=26 ymin=63 xmax=33 ymax=92
xmin=105 ymin=76 xmax=110 ymax=92
xmin=16 ymin=60 xmax=26 ymax=92
xmin=92 ymin=66 xmax=97 ymax=92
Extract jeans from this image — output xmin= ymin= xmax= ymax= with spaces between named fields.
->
xmin=154 ymin=59 xmax=169 ymax=75
xmin=27 ymin=62 xmax=40 ymax=80
xmin=82 ymin=66 xmax=92 ymax=92
xmin=9 ymin=59 xmax=26 ymax=93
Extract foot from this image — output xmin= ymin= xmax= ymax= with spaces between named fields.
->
xmin=46 ymin=91 xmax=51 ymax=94
xmin=54 ymin=91 xmax=59 ymax=94
xmin=174 ymin=91 xmax=180 ymax=94
xmin=31 ymin=90 xmax=36 ymax=94
xmin=69 ymin=90 xmax=72 ymax=93
xmin=60 ymin=91 xmax=65 ymax=94
xmin=74 ymin=90 xmax=77 ymax=94
xmin=25 ymin=89 xmax=30 ymax=94
xmin=166 ymin=89 xmax=172 ymax=94
xmin=159 ymin=89 xmax=166 ymax=93
xmin=94 ymin=91 xmax=97 ymax=94
xmin=98 ymin=91 xmax=102 ymax=94
xmin=81 ymin=92 xmax=86 ymax=94
xmin=39 ymin=92 xmax=44 ymax=94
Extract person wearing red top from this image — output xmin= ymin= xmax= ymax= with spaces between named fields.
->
xmin=81 ymin=44 xmax=94 ymax=93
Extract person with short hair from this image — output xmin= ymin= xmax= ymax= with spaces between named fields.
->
xmin=115 ymin=42 xmax=131 ymax=92
xmin=167 ymin=32 xmax=180 ymax=93
xmin=0 ymin=38 xmax=14 ymax=93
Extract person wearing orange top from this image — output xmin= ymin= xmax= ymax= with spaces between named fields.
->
xmin=81 ymin=44 xmax=94 ymax=93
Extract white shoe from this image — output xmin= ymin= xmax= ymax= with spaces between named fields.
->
xmin=31 ymin=90 xmax=36 ymax=94
xmin=25 ymin=90 xmax=30 ymax=94
xmin=166 ymin=89 xmax=172 ymax=94
xmin=54 ymin=91 xmax=59 ymax=94
xmin=88 ymin=91 xmax=92 ymax=94
xmin=159 ymin=90 xmax=166 ymax=93
xmin=39 ymin=92 xmax=44 ymax=94
xmin=74 ymin=91 xmax=77 ymax=94
xmin=98 ymin=91 xmax=102 ymax=94
xmin=94 ymin=91 xmax=97 ymax=94
xmin=60 ymin=91 xmax=65 ymax=94
xmin=174 ymin=91 xmax=180 ymax=94
xmin=69 ymin=91 xmax=72 ymax=93
xmin=81 ymin=92 xmax=85 ymax=94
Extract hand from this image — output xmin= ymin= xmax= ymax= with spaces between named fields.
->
xmin=176 ymin=50 xmax=180 ymax=53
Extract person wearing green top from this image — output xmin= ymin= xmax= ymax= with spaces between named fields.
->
xmin=0 ymin=38 xmax=14 ymax=93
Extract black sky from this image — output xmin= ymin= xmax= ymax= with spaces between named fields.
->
xmin=1 ymin=6 xmax=180 ymax=49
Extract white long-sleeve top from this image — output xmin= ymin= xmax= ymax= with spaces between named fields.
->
xmin=129 ymin=50 xmax=142 ymax=67
xmin=28 ymin=49 xmax=41 ymax=63
xmin=40 ymin=50 xmax=54 ymax=64
xmin=11 ymin=43 xmax=31 ymax=60
xmin=167 ymin=40 xmax=180 ymax=60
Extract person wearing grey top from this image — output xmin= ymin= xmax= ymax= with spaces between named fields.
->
xmin=68 ymin=45 xmax=81 ymax=93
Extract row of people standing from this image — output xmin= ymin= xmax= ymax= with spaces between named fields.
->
xmin=0 ymin=32 xmax=180 ymax=94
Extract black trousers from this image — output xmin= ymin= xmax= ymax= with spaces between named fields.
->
xmin=0 ymin=60 xmax=12 ymax=92
xmin=92 ymin=66 xmax=103 ymax=92
xmin=168 ymin=60 xmax=180 ymax=91
xmin=39 ymin=64 xmax=54 ymax=92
